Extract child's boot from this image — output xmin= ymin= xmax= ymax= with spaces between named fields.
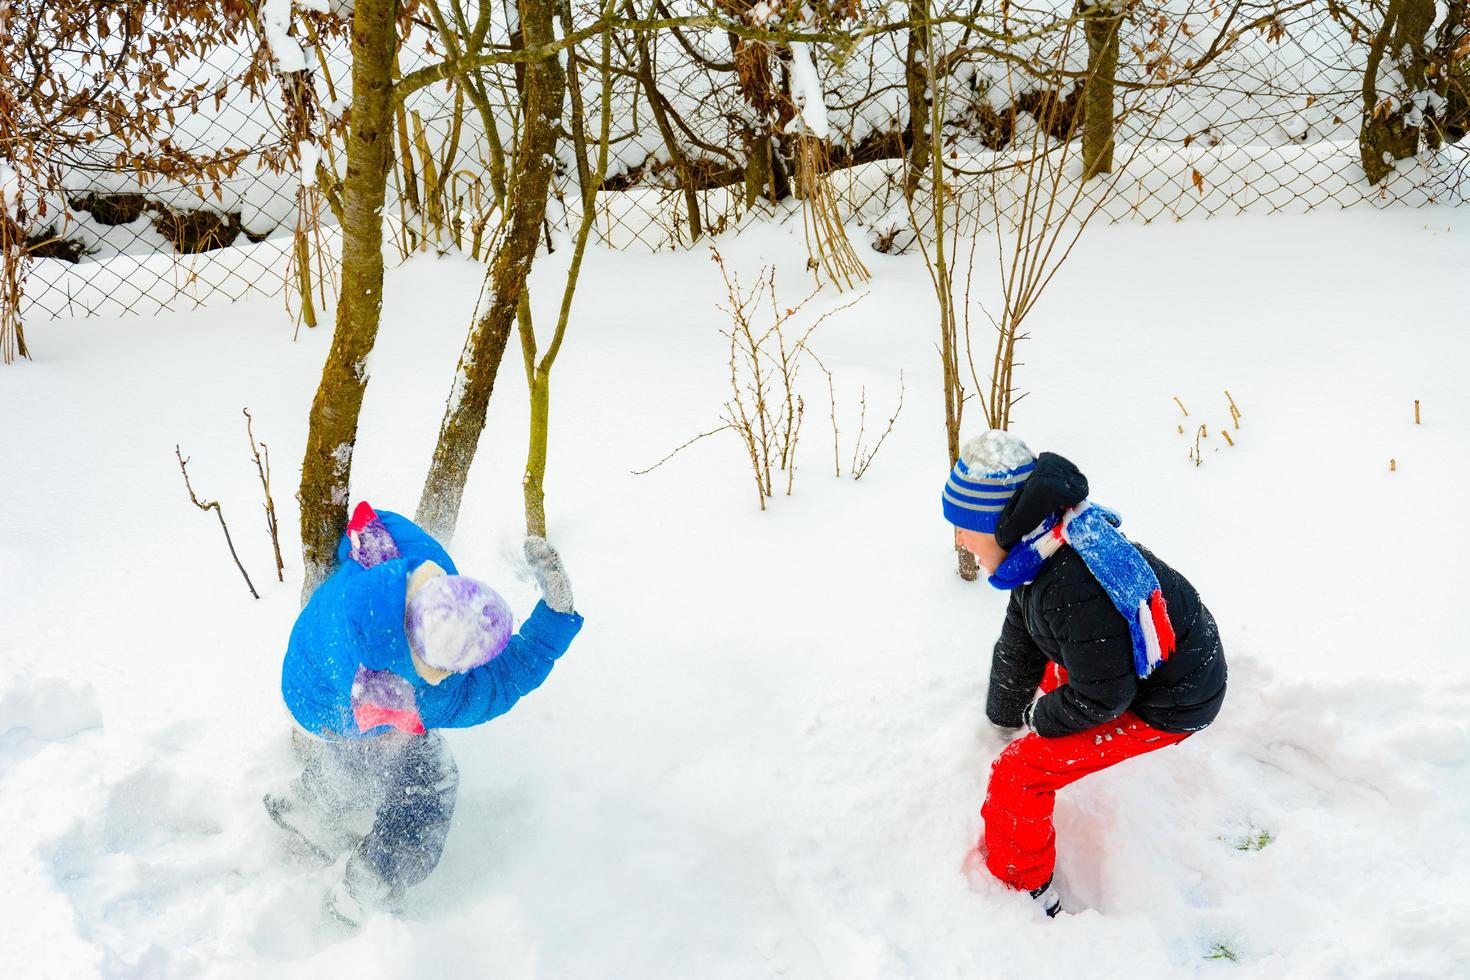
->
xmin=324 ymin=853 xmax=403 ymax=927
xmin=1030 ymin=879 xmax=1062 ymax=918
xmin=264 ymin=786 xmax=361 ymax=864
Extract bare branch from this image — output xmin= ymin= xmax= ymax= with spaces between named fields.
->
xmin=244 ymin=408 xmax=285 ymax=583
xmin=176 ymin=445 xmax=259 ymax=600
xmin=631 ymin=424 xmax=736 ymax=474
xmin=853 ymin=371 xmax=905 ymax=480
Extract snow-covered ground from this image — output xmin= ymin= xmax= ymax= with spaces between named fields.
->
xmin=3 ymin=208 xmax=1469 ymax=978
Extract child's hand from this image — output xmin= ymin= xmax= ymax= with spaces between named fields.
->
xmin=1020 ymin=699 xmax=1041 ymax=734
xmin=525 ymin=536 xmax=575 ymax=614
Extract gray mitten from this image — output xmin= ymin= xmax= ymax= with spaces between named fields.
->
xmin=524 ymin=536 xmax=574 ymax=613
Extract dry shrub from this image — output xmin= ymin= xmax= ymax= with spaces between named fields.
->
xmin=634 ymin=248 xmax=870 ymax=508
xmin=798 ymin=133 xmax=870 ymax=291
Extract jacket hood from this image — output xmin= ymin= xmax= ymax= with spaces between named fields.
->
xmin=993 ymin=451 xmax=1089 ymax=550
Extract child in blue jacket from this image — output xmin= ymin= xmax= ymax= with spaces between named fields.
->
xmin=268 ymin=502 xmax=584 ymax=924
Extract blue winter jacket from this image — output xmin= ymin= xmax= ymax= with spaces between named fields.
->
xmin=281 ymin=511 xmax=584 ymax=738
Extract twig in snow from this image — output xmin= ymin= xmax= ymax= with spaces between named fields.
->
xmin=630 ymin=425 xmax=734 ymax=475
xmin=786 ymin=395 xmax=804 ymax=496
xmin=176 ymin=445 xmax=259 ymax=599
xmin=244 ymin=408 xmax=284 ymax=582
xmin=806 ymin=350 xmax=841 ymax=477
xmin=852 ymin=371 xmax=905 ymax=480
xmin=1187 ymin=424 xmax=1207 ymax=467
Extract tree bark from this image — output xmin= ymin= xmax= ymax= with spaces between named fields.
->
xmin=1431 ymin=0 xmax=1470 ymax=144
xmin=415 ymin=0 xmax=566 ymax=542
xmin=742 ymin=128 xmax=772 ymax=207
xmin=297 ymin=0 xmax=398 ymax=600
xmin=523 ymin=372 xmax=552 ymax=535
xmin=719 ymin=3 xmax=793 ymax=207
xmin=1360 ymin=0 xmax=1439 ymax=184
xmin=902 ymin=0 xmax=930 ymax=201
xmin=1081 ymin=0 xmax=1120 ymax=180
xmin=516 ymin=2 xmax=615 ymax=538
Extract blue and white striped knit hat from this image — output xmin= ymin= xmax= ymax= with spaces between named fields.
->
xmin=941 ymin=430 xmax=1036 ymax=533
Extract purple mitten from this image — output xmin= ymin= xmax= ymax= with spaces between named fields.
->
xmin=405 ymin=575 xmax=514 ymax=672
xmin=347 ymin=501 xmax=401 ymax=569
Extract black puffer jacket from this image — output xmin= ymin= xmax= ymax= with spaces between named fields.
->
xmin=985 ymin=453 xmax=1227 ymax=738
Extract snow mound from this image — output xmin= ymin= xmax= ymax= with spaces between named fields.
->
xmin=0 ymin=680 xmax=102 ymax=746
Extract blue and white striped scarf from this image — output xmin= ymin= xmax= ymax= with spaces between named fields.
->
xmin=988 ymin=501 xmax=1177 ymax=679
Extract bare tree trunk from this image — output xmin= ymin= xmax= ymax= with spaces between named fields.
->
xmin=719 ymin=2 xmax=792 ymax=207
xmin=906 ymin=0 xmax=976 ymax=581
xmin=1081 ymin=0 xmax=1120 ymax=180
xmin=1360 ymin=0 xmax=1439 ymax=184
xmin=742 ymin=128 xmax=772 ymax=207
xmin=415 ymin=0 xmax=566 ymax=542
xmin=635 ymin=29 xmax=703 ymax=242
xmin=1444 ymin=0 xmax=1470 ymax=143
xmin=519 ymin=2 xmax=614 ymax=537
xmin=523 ymin=372 xmax=553 ymax=534
xmin=297 ymin=0 xmax=398 ymax=599
xmin=902 ymin=0 xmax=930 ymax=201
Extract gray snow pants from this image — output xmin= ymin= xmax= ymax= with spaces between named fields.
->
xmin=294 ymin=729 xmax=460 ymax=898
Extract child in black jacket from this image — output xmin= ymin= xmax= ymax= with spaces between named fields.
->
xmin=942 ymin=430 xmax=1227 ymax=916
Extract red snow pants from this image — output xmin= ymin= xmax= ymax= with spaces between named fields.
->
xmin=980 ymin=663 xmax=1192 ymax=892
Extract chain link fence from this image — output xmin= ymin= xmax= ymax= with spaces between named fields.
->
xmin=14 ymin=0 xmax=1468 ymax=324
